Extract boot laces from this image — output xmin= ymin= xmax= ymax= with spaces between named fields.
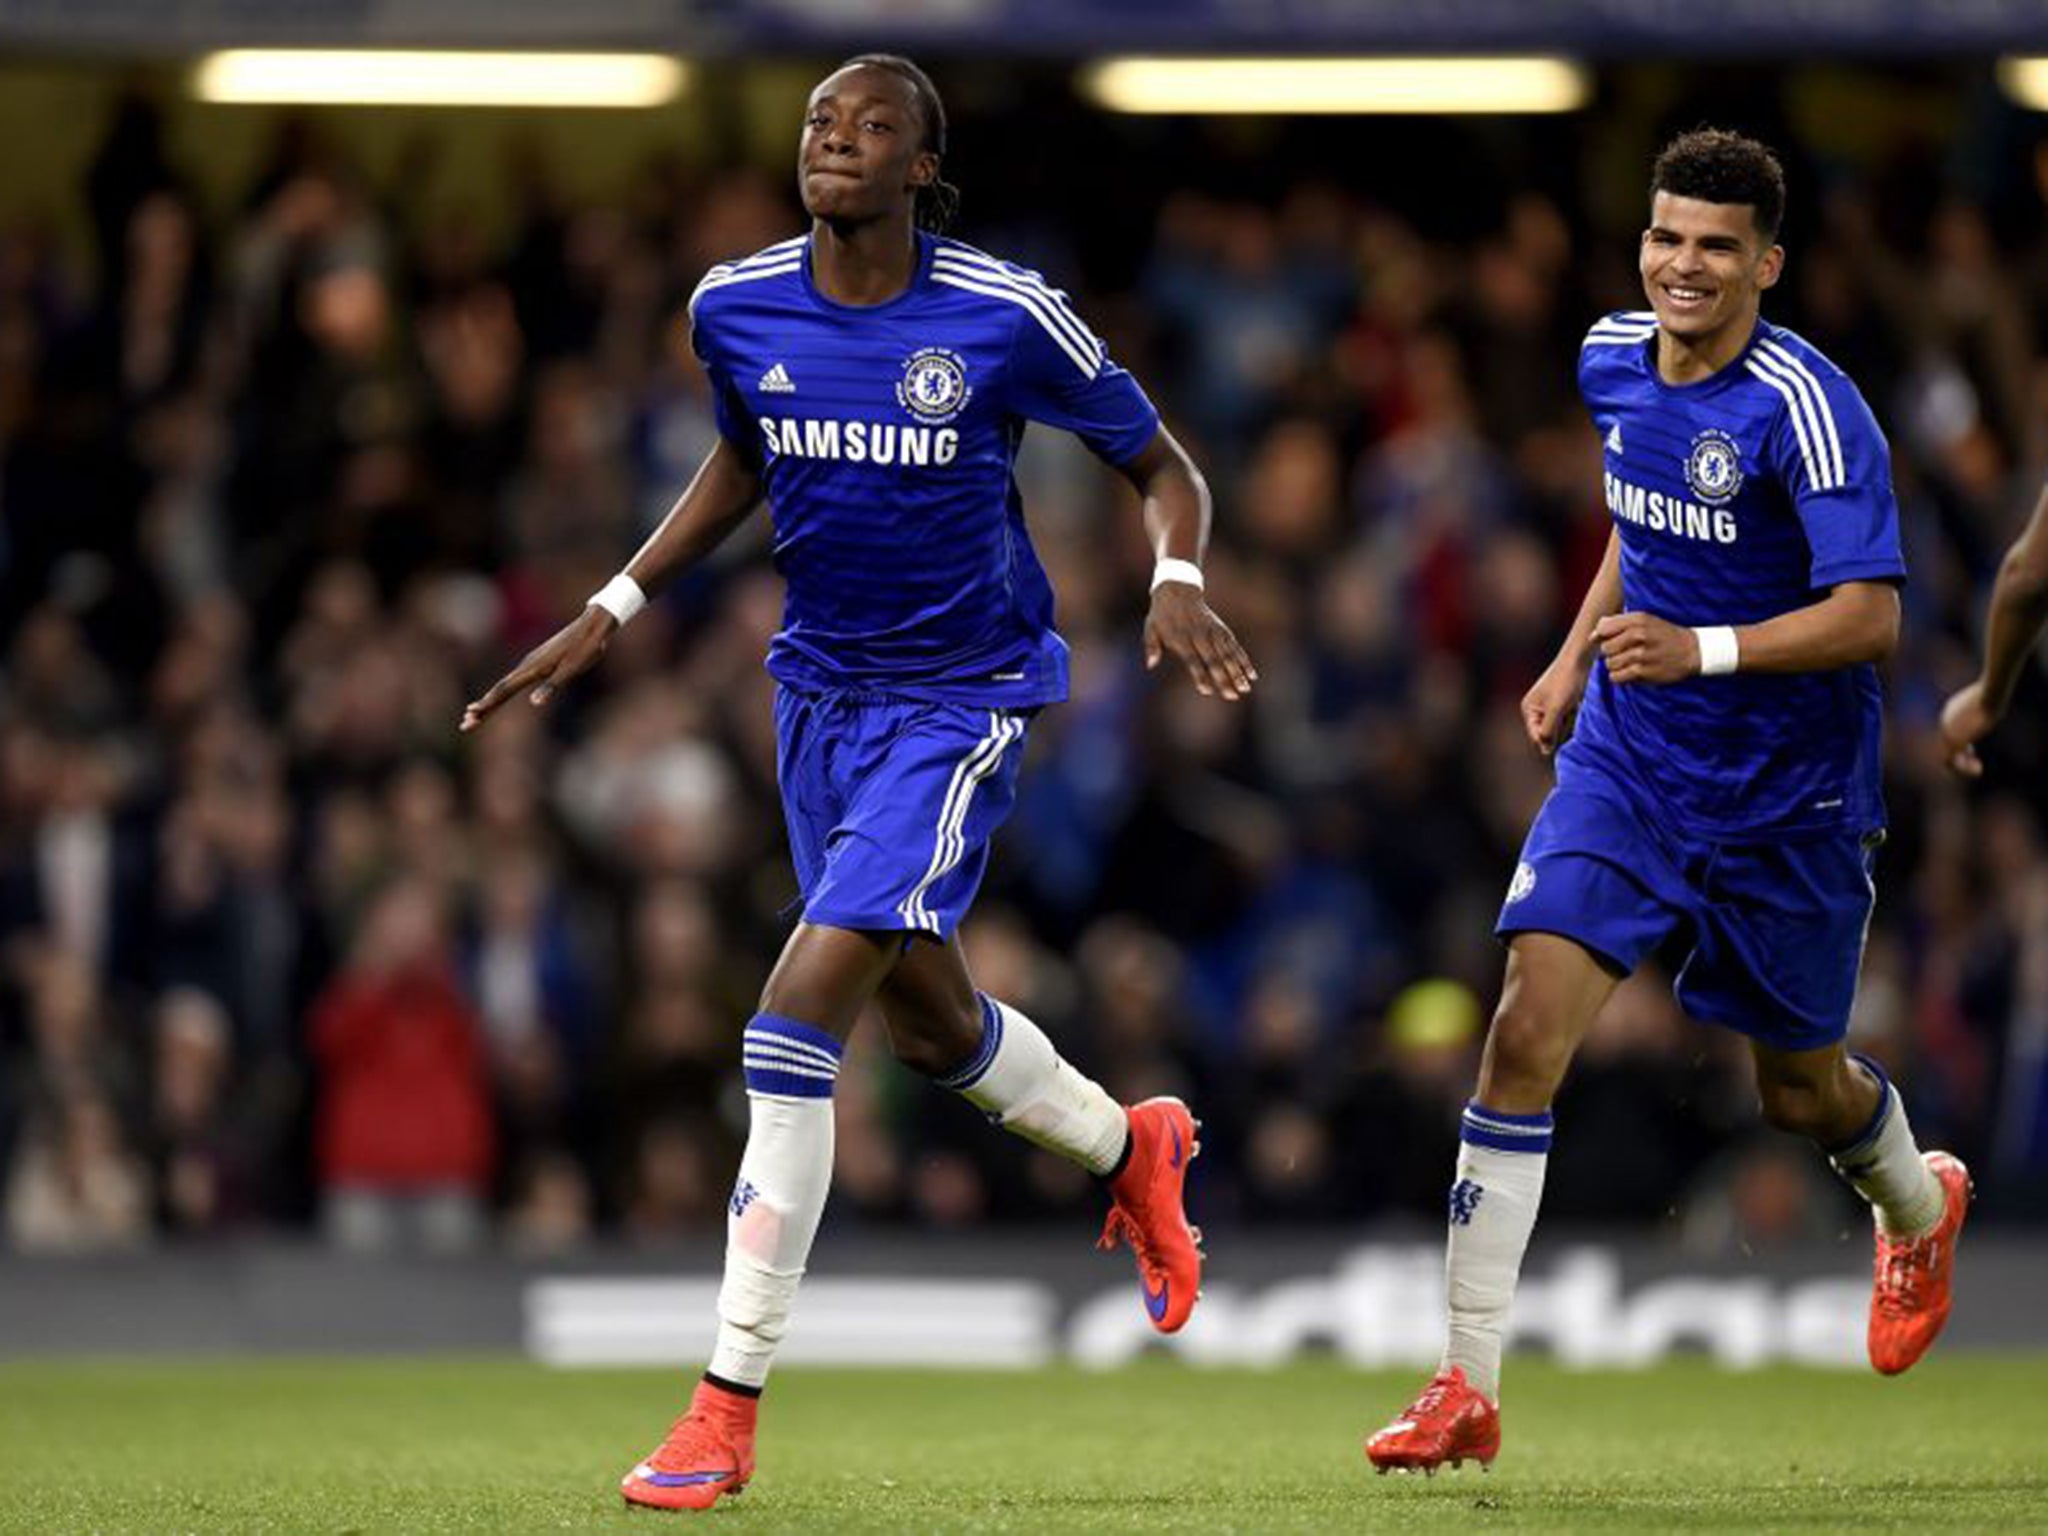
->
xmin=1874 ymin=1231 xmax=1937 ymax=1318
xmin=649 ymin=1410 xmax=734 ymax=1472
xmin=1098 ymin=1207 xmax=1153 ymax=1266
xmin=1406 ymin=1372 xmax=1463 ymax=1423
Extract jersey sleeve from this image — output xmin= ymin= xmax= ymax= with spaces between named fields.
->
xmin=1003 ymin=285 xmax=1161 ymax=466
xmin=1575 ymin=344 xmax=1603 ymax=426
xmin=1767 ymin=367 xmax=1905 ymax=588
xmin=684 ymin=293 xmax=760 ymax=461
xmin=1576 ymin=312 xmax=1652 ymax=431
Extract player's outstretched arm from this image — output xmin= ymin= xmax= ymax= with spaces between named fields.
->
xmin=1118 ymin=429 xmax=1257 ymax=702
xmin=1524 ymin=528 xmax=1622 ymax=754
xmin=1941 ymin=481 xmax=2048 ymax=778
xmin=460 ymin=438 xmax=764 ymax=732
xmin=1595 ymin=579 xmax=1899 ymax=687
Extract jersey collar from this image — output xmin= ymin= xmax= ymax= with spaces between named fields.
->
xmin=1641 ymin=314 xmax=1769 ymax=396
xmin=801 ymin=228 xmax=935 ymax=315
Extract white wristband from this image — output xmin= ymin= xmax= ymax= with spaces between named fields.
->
xmin=1693 ymin=625 xmax=1739 ymax=677
xmin=1151 ymin=558 xmax=1205 ymax=594
xmin=589 ymin=573 xmax=647 ymax=628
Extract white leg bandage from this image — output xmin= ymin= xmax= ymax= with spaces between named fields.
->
xmin=708 ymin=1014 xmax=842 ymax=1389
xmin=1828 ymin=1054 xmax=1945 ymax=1237
xmin=937 ymin=996 xmax=1128 ymax=1176
xmin=1440 ymin=1102 xmax=1552 ymax=1403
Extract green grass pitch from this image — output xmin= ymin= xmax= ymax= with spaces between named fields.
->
xmin=3 ymin=1357 xmax=2045 ymax=1533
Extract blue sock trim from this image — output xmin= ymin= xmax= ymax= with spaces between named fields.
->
xmin=1463 ymin=1100 xmax=1552 ymax=1126
xmin=742 ymin=1012 xmax=844 ymax=1099
xmin=1827 ymin=1052 xmax=1895 ymax=1157
xmin=935 ymin=994 xmax=1005 ymax=1091
xmin=1461 ymin=1100 xmax=1553 ymax=1155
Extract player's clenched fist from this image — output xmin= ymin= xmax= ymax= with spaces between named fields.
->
xmin=460 ymin=606 xmax=616 ymax=732
xmin=1520 ymin=657 xmax=1589 ymax=756
xmin=1594 ymin=611 xmax=1700 ymax=685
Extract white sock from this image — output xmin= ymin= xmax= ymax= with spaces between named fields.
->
xmin=1440 ymin=1101 xmax=1551 ymax=1403
xmin=707 ymin=1014 xmax=843 ymax=1389
xmin=1828 ymin=1054 xmax=1945 ymax=1237
xmin=936 ymin=996 xmax=1129 ymax=1176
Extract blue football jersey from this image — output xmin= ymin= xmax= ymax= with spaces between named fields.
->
xmin=1562 ymin=311 xmax=1905 ymax=836
xmin=687 ymin=231 xmax=1162 ymax=707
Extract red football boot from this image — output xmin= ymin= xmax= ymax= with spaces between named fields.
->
xmin=620 ymin=1378 xmax=758 ymax=1512
xmin=1365 ymin=1367 xmax=1500 ymax=1475
xmin=1098 ymin=1097 xmax=1203 ymax=1333
xmin=1868 ymin=1150 xmax=1972 ymax=1376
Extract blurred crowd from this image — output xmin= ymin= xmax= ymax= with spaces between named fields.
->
xmin=4 ymin=82 xmax=2048 ymax=1258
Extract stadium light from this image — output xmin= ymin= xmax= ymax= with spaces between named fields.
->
xmin=191 ymin=50 xmax=688 ymax=108
xmin=1079 ymin=56 xmax=1590 ymax=115
xmin=1998 ymin=56 xmax=2048 ymax=112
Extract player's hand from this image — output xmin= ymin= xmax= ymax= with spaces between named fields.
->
xmin=1594 ymin=611 xmax=1699 ymax=686
xmin=1937 ymin=680 xmax=1998 ymax=779
xmin=460 ymin=606 xmax=616 ymax=732
xmin=1144 ymin=583 xmax=1258 ymax=701
xmin=1521 ymin=656 xmax=1589 ymax=756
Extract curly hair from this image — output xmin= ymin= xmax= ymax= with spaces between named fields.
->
xmin=1650 ymin=128 xmax=1786 ymax=242
xmin=837 ymin=53 xmax=961 ymax=234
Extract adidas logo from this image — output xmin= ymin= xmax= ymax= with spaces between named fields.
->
xmin=1605 ymin=421 xmax=1624 ymax=456
xmin=759 ymin=363 xmax=795 ymax=395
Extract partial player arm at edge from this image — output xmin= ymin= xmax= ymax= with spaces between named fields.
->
xmin=1115 ymin=427 xmax=1257 ymax=701
xmin=460 ymin=438 xmax=764 ymax=731
xmin=1967 ymin=482 xmax=2048 ymax=716
xmin=1940 ymin=480 xmax=2048 ymax=776
xmin=1523 ymin=528 xmax=1623 ymax=754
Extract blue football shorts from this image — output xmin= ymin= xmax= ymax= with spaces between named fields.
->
xmin=1495 ymin=771 xmax=1882 ymax=1051
xmin=775 ymin=686 xmax=1030 ymax=941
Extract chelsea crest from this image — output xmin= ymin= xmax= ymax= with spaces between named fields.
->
xmin=897 ymin=346 xmax=972 ymax=425
xmin=1684 ymin=428 xmax=1743 ymax=504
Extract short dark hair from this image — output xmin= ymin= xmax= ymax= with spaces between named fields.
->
xmin=837 ymin=52 xmax=960 ymax=234
xmin=1650 ymin=129 xmax=1786 ymax=242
